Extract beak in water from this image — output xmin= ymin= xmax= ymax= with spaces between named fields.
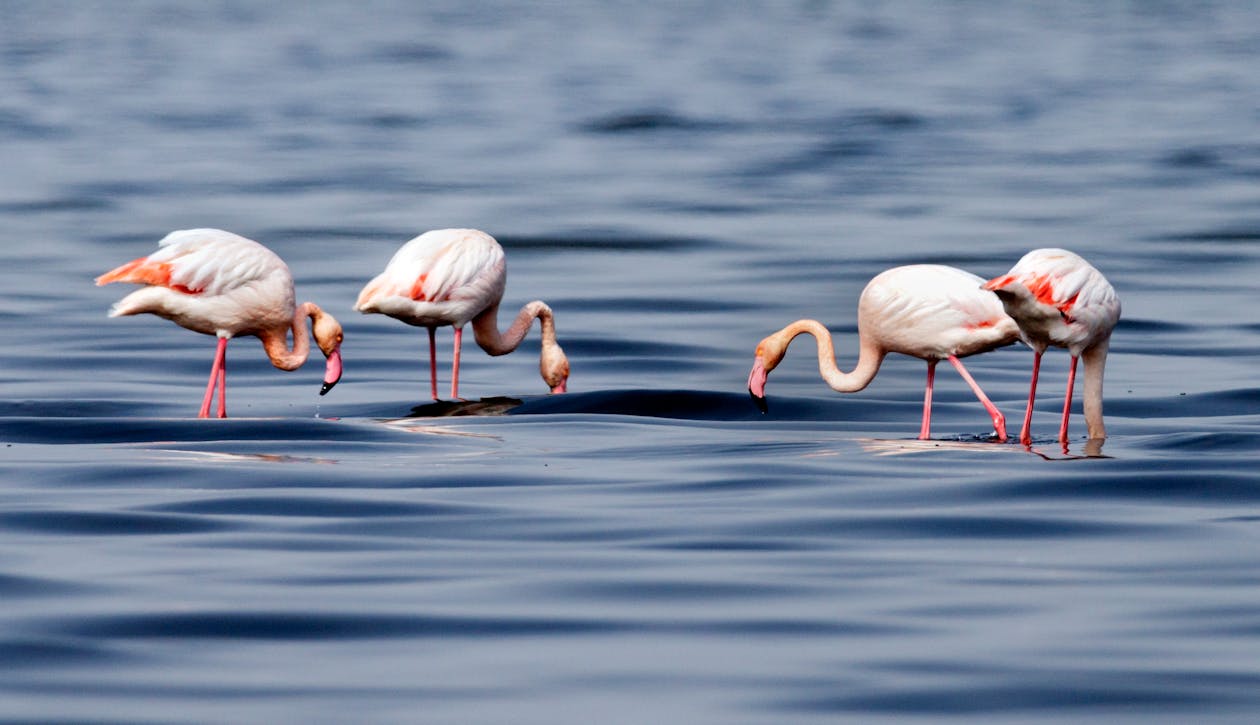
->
xmin=747 ymin=358 xmax=769 ymax=414
xmin=320 ymin=346 xmax=343 ymax=396
xmin=551 ymin=381 xmax=567 ymax=394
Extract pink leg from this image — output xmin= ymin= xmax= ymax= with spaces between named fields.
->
xmin=450 ymin=326 xmax=463 ymax=400
xmin=1059 ymin=355 xmax=1078 ymax=444
xmin=947 ymin=355 xmax=1007 ymax=442
xmin=1020 ymin=351 xmax=1042 ymax=446
xmin=427 ymin=327 xmax=438 ymax=400
xmin=919 ymin=360 xmax=936 ymax=440
xmin=199 ymin=337 xmax=228 ymax=419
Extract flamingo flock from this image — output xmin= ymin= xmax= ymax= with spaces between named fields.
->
xmin=96 ymin=228 xmax=1119 ymax=446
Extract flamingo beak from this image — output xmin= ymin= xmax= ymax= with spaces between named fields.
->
xmin=747 ymin=358 xmax=768 ymax=414
xmin=320 ymin=345 xmax=342 ymax=396
xmin=551 ymin=380 xmax=567 ymax=394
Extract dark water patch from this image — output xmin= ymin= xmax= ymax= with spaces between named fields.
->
xmin=680 ymin=618 xmax=907 ymax=637
xmin=354 ymin=112 xmax=430 ymax=129
xmin=1116 ymin=317 xmax=1197 ymax=333
xmin=0 ymin=197 xmax=113 ymax=214
xmin=408 ymin=397 xmax=524 ymax=417
xmin=547 ymin=296 xmax=759 ymax=313
xmin=638 ymin=536 xmax=822 ymax=552
xmin=0 ymin=400 xmax=170 ymax=419
xmin=260 ymin=227 xmax=412 ymax=244
xmin=0 ymin=639 xmax=124 ymax=669
xmin=144 ymin=496 xmax=478 ymax=519
xmin=1141 ymin=605 xmax=1260 ymax=637
xmin=637 ymin=199 xmax=764 ymax=216
xmin=579 ymin=111 xmax=730 ymax=134
xmin=496 ymin=233 xmax=722 ymax=253
xmin=58 ymin=611 xmax=628 ymax=640
xmin=1140 ymin=431 xmax=1260 ymax=454
xmin=66 ymin=180 xmax=171 ymax=199
xmin=1160 ymin=146 xmax=1224 ymax=169
xmin=0 ymin=573 xmax=86 ymax=598
xmin=0 ymin=416 xmax=416 ymax=446
xmin=545 ymin=578 xmax=806 ymax=603
xmin=182 ymin=534 xmax=427 ymax=553
xmin=1152 ymin=227 xmax=1260 ymax=244
xmin=738 ymin=138 xmax=884 ymax=178
xmin=743 ymin=513 xmax=1159 ymax=541
xmin=1107 ymin=388 xmax=1260 ymax=419
xmin=0 ymin=510 xmax=228 ymax=536
xmin=241 ymin=174 xmax=443 ymax=196
xmin=776 ymin=681 xmax=1218 ymax=715
xmin=0 ymin=108 xmax=68 ymax=139
xmin=146 ymin=110 xmax=255 ymax=131
xmin=554 ymin=337 xmax=719 ymax=358
xmin=508 ymin=389 xmax=771 ymax=422
xmin=1115 ymin=341 xmax=1260 ymax=358
xmin=372 ymin=42 xmax=453 ymax=64
xmin=993 ymin=470 xmax=1260 ymax=504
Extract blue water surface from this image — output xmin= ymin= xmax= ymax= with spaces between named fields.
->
xmin=2 ymin=2 xmax=1260 ymax=723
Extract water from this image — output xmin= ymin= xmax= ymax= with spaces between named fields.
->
xmin=3 ymin=2 xmax=1260 ymax=722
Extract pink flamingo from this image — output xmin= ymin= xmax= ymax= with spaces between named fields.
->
xmin=983 ymin=248 xmax=1120 ymax=445
xmin=96 ymin=229 xmax=344 ymax=418
xmin=354 ymin=229 xmax=569 ymax=400
xmin=747 ymin=265 xmax=1019 ymax=440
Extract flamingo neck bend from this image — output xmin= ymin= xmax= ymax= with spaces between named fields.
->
xmin=471 ymin=300 xmax=559 ymax=356
xmin=259 ymin=302 xmax=323 ymax=371
xmin=774 ymin=319 xmax=885 ymax=394
xmin=1080 ymin=338 xmax=1109 ymax=440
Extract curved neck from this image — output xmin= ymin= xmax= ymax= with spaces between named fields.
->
xmin=472 ymin=300 xmax=557 ymax=356
xmin=260 ymin=302 xmax=318 ymax=371
xmin=778 ymin=319 xmax=884 ymax=393
xmin=1081 ymin=337 xmax=1109 ymax=439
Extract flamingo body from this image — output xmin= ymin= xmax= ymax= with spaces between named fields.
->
xmin=984 ymin=248 xmax=1120 ymax=444
xmin=355 ymin=229 xmax=506 ymax=329
xmin=96 ymin=229 xmax=344 ymax=417
xmin=748 ymin=265 xmax=1019 ymax=440
xmin=740 ymin=264 xmax=1018 ymax=438
xmin=355 ymin=229 xmax=568 ymax=399
xmin=856 ymin=265 xmax=1020 ymax=361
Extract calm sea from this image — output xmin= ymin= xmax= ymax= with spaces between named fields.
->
xmin=3 ymin=2 xmax=1260 ymax=722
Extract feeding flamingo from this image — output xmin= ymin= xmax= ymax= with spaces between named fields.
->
xmin=983 ymin=248 xmax=1120 ymax=446
xmin=354 ymin=228 xmax=568 ymax=400
xmin=95 ymin=228 xmax=344 ymax=418
xmin=747 ymin=264 xmax=1019 ymax=440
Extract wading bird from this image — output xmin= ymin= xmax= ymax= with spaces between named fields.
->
xmin=96 ymin=229 xmax=344 ymax=418
xmin=355 ymin=228 xmax=568 ymax=399
xmin=984 ymin=248 xmax=1120 ymax=445
xmin=747 ymin=264 xmax=1019 ymax=440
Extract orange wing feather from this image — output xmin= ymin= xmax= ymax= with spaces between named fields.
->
xmin=95 ymin=257 xmax=202 ymax=294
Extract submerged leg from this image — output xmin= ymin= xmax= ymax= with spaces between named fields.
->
xmin=1059 ymin=355 xmax=1078 ymax=444
xmin=947 ymin=355 xmax=1007 ymax=442
xmin=426 ymin=327 xmax=438 ymax=400
xmin=451 ymin=326 xmax=463 ymax=400
xmin=919 ymin=360 xmax=937 ymax=440
xmin=1020 ymin=351 xmax=1042 ymax=446
xmin=199 ymin=337 xmax=228 ymax=419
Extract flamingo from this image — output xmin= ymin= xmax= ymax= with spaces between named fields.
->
xmin=746 ymin=265 xmax=1019 ymax=440
xmin=95 ymin=229 xmax=344 ymax=418
xmin=983 ymin=248 xmax=1120 ymax=445
xmin=354 ymin=228 xmax=569 ymax=400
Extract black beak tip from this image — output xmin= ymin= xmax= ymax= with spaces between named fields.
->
xmin=320 ymin=381 xmax=337 ymax=396
xmin=749 ymin=390 xmax=768 ymax=414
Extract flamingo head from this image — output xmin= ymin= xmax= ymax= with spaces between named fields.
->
xmin=747 ymin=334 xmax=787 ymax=414
xmin=312 ymin=308 xmax=344 ymax=395
xmin=540 ymin=339 xmax=569 ymax=394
